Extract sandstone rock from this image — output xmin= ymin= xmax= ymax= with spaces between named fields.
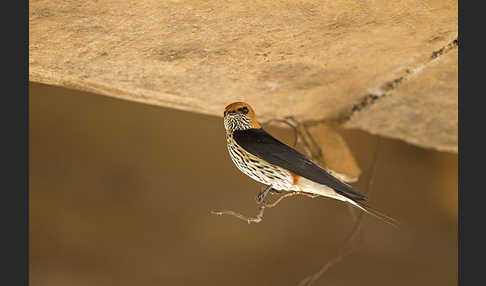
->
xmin=29 ymin=0 xmax=458 ymax=152
xmin=345 ymin=49 xmax=458 ymax=153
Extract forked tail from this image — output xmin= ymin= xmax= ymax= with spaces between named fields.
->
xmin=297 ymin=177 xmax=399 ymax=228
xmin=345 ymin=198 xmax=400 ymax=229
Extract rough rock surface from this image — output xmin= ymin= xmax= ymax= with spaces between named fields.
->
xmin=345 ymin=49 xmax=458 ymax=153
xmin=29 ymin=0 xmax=458 ymax=152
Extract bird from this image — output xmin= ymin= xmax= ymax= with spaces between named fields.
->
xmin=223 ymin=102 xmax=397 ymax=227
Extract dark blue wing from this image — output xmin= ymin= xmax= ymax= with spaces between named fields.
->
xmin=233 ymin=128 xmax=367 ymax=201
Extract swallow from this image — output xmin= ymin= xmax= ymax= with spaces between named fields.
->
xmin=223 ymin=102 xmax=397 ymax=227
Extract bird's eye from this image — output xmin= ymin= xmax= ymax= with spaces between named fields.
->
xmin=238 ymin=107 xmax=249 ymax=114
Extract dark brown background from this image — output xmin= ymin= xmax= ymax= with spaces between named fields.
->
xmin=30 ymin=82 xmax=457 ymax=285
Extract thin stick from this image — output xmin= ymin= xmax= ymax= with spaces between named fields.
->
xmin=262 ymin=117 xmax=320 ymax=164
xmin=211 ymin=191 xmax=320 ymax=224
xmin=298 ymin=214 xmax=364 ymax=286
xmin=210 ymin=206 xmax=266 ymax=224
xmin=261 ymin=118 xmax=299 ymax=147
xmin=297 ymin=137 xmax=382 ymax=286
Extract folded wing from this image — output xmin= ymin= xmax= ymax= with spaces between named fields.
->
xmin=233 ymin=128 xmax=367 ymax=201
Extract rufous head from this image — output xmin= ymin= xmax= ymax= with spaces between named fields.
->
xmin=223 ymin=102 xmax=261 ymax=132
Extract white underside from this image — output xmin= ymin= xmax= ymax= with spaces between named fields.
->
xmin=292 ymin=176 xmax=371 ymax=213
xmin=294 ymin=176 xmax=348 ymax=202
xmin=226 ymin=135 xmax=365 ymax=212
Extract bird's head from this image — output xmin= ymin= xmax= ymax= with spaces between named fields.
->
xmin=223 ymin=102 xmax=261 ymax=133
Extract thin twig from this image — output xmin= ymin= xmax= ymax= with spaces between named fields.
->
xmin=298 ymin=214 xmax=365 ymax=286
xmin=211 ymin=191 xmax=319 ymax=224
xmin=297 ymin=137 xmax=382 ymax=286
xmin=261 ymin=117 xmax=299 ymax=147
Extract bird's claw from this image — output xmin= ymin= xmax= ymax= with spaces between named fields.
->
xmin=269 ymin=189 xmax=283 ymax=195
xmin=256 ymin=185 xmax=274 ymax=205
xmin=256 ymin=192 xmax=266 ymax=204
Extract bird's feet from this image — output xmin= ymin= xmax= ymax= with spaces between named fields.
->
xmin=256 ymin=192 xmax=267 ymax=204
xmin=256 ymin=185 xmax=273 ymax=204
xmin=269 ymin=189 xmax=283 ymax=195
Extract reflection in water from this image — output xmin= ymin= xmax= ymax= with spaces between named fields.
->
xmin=30 ymin=82 xmax=457 ymax=286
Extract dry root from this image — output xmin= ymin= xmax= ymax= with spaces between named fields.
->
xmin=211 ymin=191 xmax=319 ymax=224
